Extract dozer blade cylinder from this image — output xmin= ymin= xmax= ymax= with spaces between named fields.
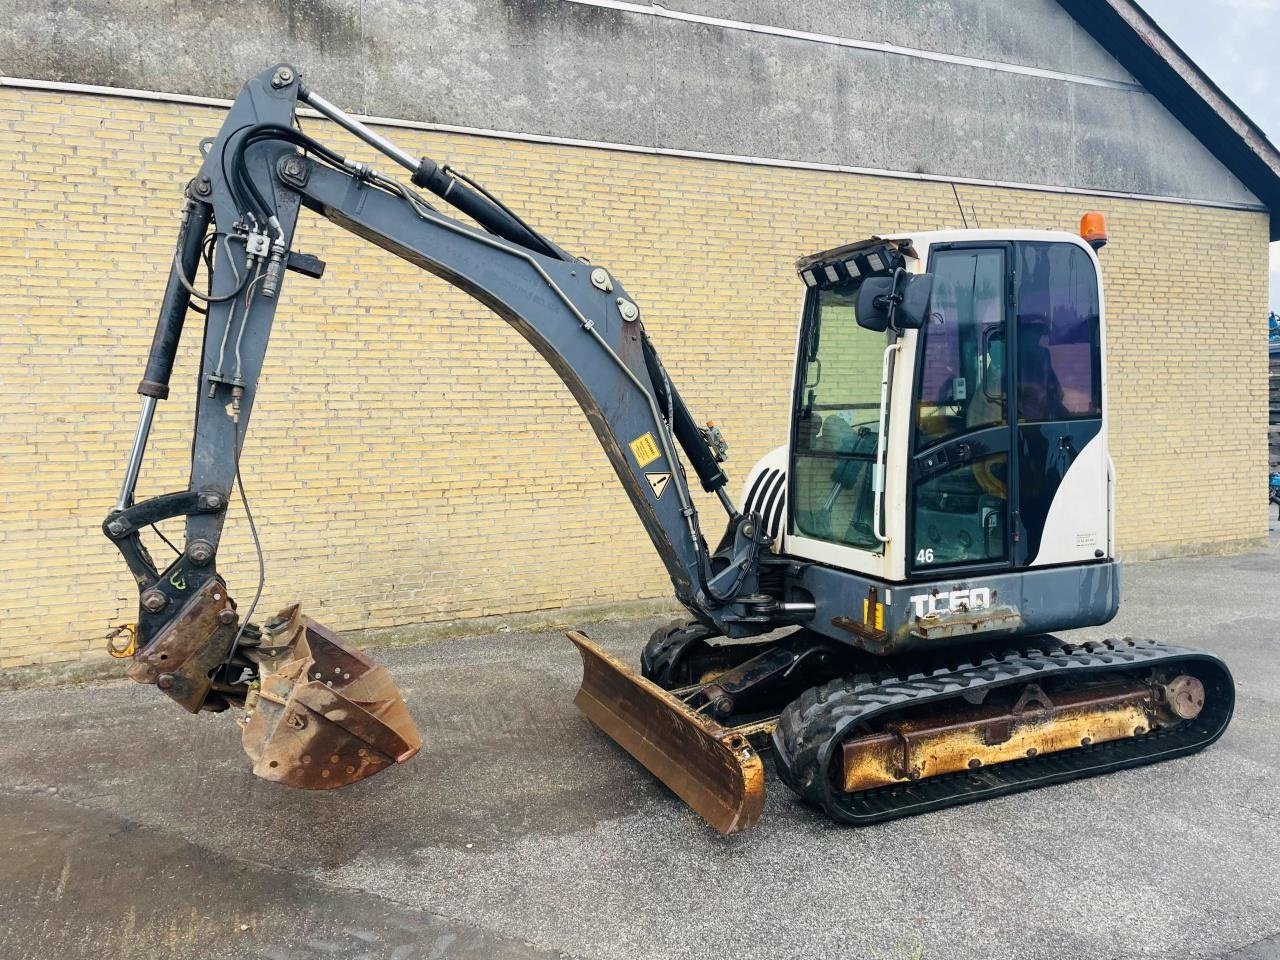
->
xmin=241 ymin=608 xmax=421 ymax=789
xmin=568 ymin=631 xmax=765 ymax=835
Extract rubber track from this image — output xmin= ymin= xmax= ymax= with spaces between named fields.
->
xmin=771 ymin=639 xmax=1235 ymax=825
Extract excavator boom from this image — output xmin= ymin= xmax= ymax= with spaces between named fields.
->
xmin=104 ymin=64 xmax=773 ymax=796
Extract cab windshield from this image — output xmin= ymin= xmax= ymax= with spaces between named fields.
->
xmin=790 ymin=281 xmax=887 ymax=551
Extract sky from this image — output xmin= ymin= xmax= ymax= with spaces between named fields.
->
xmin=1140 ymin=0 xmax=1280 ymax=312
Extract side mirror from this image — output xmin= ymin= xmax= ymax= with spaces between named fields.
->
xmin=855 ymin=272 xmax=935 ymax=332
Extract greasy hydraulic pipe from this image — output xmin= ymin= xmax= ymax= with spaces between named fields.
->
xmin=298 ymin=86 xmax=562 ymax=260
xmin=138 ymin=197 xmax=213 ymax=400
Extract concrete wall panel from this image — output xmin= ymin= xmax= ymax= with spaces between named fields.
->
xmin=0 ymin=0 xmax=1260 ymax=205
xmin=648 ymin=21 xmax=887 ymax=165
xmin=662 ymin=0 xmax=1136 ymax=84
xmin=0 ymin=0 xmax=369 ymax=108
xmin=362 ymin=0 xmax=657 ymax=145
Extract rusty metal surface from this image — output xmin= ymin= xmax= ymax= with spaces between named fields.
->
xmin=907 ymin=601 xmax=1025 ymax=643
xmin=840 ymin=679 xmax=1159 ymax=793
xmin=568 ymin=630 xmax=765 ymax=835
xmin=833 ymin=585 xmax=890 ymax=646
xmin=1160 ymin=674 xmax=1207 ymax=721
xmin=240 ymin=606 xmax=421 ymax=789
xmin=832 ymin=615 xmax=889 ymax=646
xmin=126 ymin=578 xmax=236 ymax=712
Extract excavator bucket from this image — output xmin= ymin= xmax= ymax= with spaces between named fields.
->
xmin=241 ymin=606 xmax=421 ymax=789
xmin=568 ymin=630 xmax=765 ymax=835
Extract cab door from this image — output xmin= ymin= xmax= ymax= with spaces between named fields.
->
xmin=908 ymin=244 xmax=1013 ymax=575
xmin=1010 ymin=241 xmax=1107 ymax=566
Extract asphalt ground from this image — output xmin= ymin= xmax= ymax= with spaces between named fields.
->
xmin=2 ymin=540 xmax=1278 ymax=960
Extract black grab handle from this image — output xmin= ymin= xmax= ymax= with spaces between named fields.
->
xmin=138 ymin=197 xmax=213 ymax=399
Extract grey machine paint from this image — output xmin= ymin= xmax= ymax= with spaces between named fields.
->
xmin=110 ymin=64 xmax=774 ymax=650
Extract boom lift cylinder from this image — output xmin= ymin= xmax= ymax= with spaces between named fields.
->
xmin=641 ymin=336 xmax=729 ymax=494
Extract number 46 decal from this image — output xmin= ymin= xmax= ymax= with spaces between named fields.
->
xmin=916 ymin=548 xmax=934 ymax=564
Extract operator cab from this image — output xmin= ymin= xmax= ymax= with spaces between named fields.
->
xmin=747 ymin=220 xmax=1112 ymax=592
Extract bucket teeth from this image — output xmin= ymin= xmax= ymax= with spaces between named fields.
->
xmin=241 ymin=606 xmax=421 ymax=789
xmin=568 ymin=630 xmax=765 ymax=835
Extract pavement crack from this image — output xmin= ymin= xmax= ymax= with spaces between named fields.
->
xmin=1209 ymin=928 xmax=1280 ymax=960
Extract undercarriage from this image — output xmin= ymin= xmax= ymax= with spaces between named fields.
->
xmin=570 ymin=624 xmax=1234 ymax=833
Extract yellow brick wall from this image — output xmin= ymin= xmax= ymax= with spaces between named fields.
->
xmin=0 ymin=88 xmax=1269 ymax=668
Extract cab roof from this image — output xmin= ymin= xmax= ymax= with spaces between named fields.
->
xmin=798 ymin=230 xmax=1097 ymax=277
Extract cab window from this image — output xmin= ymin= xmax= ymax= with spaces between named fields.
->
xmin=791 ymin=282 xmax=886 ymax=551
xmin=911 ymin=246 xmax=1010 ymax=569
xmin=915 ymin=248 xmax=1007 ymax=450
xmin=1014 ymin=242 xmax=1102 ymax=422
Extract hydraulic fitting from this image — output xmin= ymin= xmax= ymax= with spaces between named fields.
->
xmin=245 ymin=230 xmax=270 ymax=260
xmin=262 ymin=239 xmax=288 ymax=299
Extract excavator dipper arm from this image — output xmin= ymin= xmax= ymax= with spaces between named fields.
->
xmin=103 ymin=64 xmax=776 ymax=795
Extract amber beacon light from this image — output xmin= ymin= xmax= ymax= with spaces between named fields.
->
xmin=1080 ymin=211 xmax=1109 ymax=250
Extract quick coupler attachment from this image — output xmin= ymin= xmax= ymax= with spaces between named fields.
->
xmin=125 ymin=583 xmax=420 ymax=789
xmin=127 ymin=578 xmax=238 ymax=712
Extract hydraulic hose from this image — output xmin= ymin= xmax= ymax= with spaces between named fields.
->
xmin=226 ymin=122 xmax=562 ymax=262
xmin=410 ymin=158 xmax=564 ymax=260
xmin=226 ymin=123 xmax=346 ymax=223
xmin=641 ymin=335 xmax=728 ymax=493
xmin=296 ymin=85 xmax=567 ymax=261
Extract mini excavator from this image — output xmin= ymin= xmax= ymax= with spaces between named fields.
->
xmin=104 ymin=65 xmax=1233 ymax=833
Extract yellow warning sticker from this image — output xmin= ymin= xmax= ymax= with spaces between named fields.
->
xmin=629 ymin=432 xmax=662 ymax=468
xmin=862 ymin=599 xmax=884 ymax=631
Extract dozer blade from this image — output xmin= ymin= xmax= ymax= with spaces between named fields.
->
xmin=568 ymin=630 xmax=765 ymax=835
xmin=241 ymin=606 xmax=421 ymax=789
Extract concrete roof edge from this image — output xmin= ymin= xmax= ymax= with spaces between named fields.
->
xmin=1059 ymin=0 xmax=1280 ymax=240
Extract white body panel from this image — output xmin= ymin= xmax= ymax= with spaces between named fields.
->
xmin=1031 ymin=434 xmax=1109 ymax=566
xmin=739 ymin=445 xmax=789 ymax=545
